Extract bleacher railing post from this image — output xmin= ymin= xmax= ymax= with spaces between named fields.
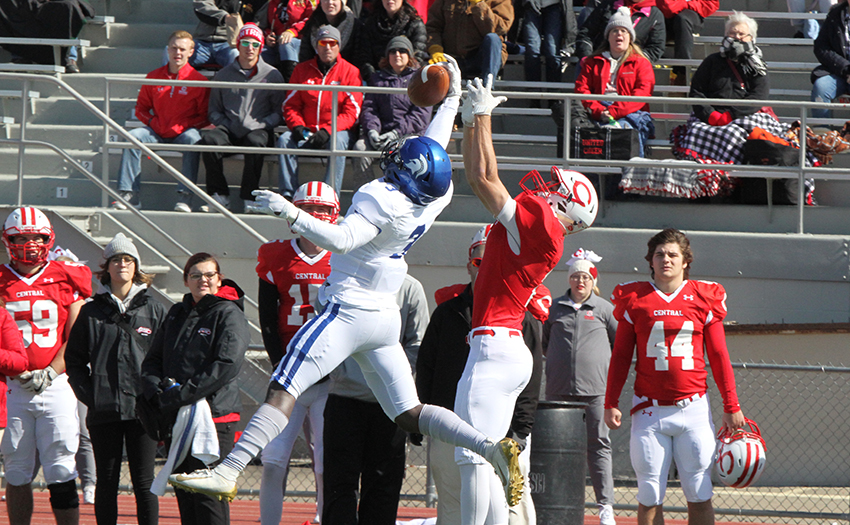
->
xmin=16 ymin=79 xmax=29 ymax=207
xmin=798 ymin=105 xmax=807 ymax=234
xmin=102 ymin=77 xmax=111 ymax=208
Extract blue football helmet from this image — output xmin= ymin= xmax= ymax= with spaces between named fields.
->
xmin=379 ymin=136 xmax=452 ymax=205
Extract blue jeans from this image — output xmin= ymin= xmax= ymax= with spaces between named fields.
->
xmin=189 ymin=40 xmax=239 ymax=68
xmin=277 ymin=129 xmax=352 ymax=198
xmin=456 ymin=33 xmax=503 ymax=80
xmin=117 ymin=126 xmax=202 ymax=193
xmin=524 ymin=5 xmax=563 ymax=82
xmin=261 ymin=38 xmax=301 ymax=65
xmin=811 ymin=73 xmax=849 ymax=119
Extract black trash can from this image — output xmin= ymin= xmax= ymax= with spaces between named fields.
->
xmin=530 ymin=401 xmax=588 ymax=525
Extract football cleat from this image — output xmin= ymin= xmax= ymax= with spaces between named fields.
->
xmin=484 ymin=437 xmax=524 ymax=507
xmin=168 ymin=468 xmax=238 ymax=502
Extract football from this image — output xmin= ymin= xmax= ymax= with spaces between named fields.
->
xmin=407 ymin=64 xmax=450 ymax=107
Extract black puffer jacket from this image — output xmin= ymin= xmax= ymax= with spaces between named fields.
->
xmin=66 ymin=285 xmax=167 ymax=426
xmin=689 ymin=52 xmax=769 ymax=123
xmin=355 ymin=3 xmax=428 ymax=79
xmin=812 ymin=1 xmax=850 ymax=82
xmin=141 ymin=279 xmax=250 ymax=419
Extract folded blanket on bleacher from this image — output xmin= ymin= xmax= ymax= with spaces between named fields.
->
xmin=619 ymin=158 xmax=735 ymax=199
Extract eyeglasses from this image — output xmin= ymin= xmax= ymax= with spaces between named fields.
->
xmin=727 ymin=30 xmax=751 ymax=39
xmin=240 ymin=40 xmax=261 ymax=49
xmin=110 ymin=255 xmax=135 ymax=264
xmin=318 ymin=39 xmax=339 ymax=48
xmin=470 ymin=257 xmax=483 ymax=268
xmin=388 ymin=48 xmax=408 ymax=55
xmin=570 ymin=273 xmax=593 ymax=282
xmin=188 ymin=271 xmax=219 ymax=282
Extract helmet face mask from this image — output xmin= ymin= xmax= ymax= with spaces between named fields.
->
xmin=519 ymin=167 xmax=598 ymax=234
xmin=3 ymin=207 xmax=55 ymax=267
xmin=714 ymin=418 xmax=767 ymax=489
xmin=380 ymin=136 xmax=452 ymax=206
xmin=293 ymin=181 xmax=340 ymax=223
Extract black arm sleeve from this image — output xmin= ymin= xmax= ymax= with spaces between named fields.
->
xmin=258 ymin=278 xmax=284 ymax=367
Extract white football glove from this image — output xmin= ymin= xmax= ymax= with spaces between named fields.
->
xmin=375 ymin=130 xmax=400 ymax=151
xmin=442 ymin=55 xmax=463 ymax=99
xmin=19 ymin=366 xmax=58 ymax=395
xmin=250 ymin=189 xmax=300 ymax=222
xmin=367 ymin=129 xmax=382 ymax=150
xmin=468 ymin=75 xmax=507 ymax=118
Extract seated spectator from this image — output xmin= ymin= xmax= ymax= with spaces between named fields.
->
xmin=356 ymin=0 xmax=428 ymax=80
xmin=258 ymin=0 xmax=317 ymax=81
xmin=523 ymin=0 xmax=576 ymax=83
xmin=353 ymin=36 xmax=431 ymax=180
xmin=190 ymin=0 xmax=241 ymax=69
xmin=0 ymin=0 xmax=93 ymax=68
xmin=788 ymin=0 xmax=835 ymax=39
xmin=425 ymin=0 xmax=513 ymax=80
xmin=113 ymin=31 xmax=210 ymax=213
xmin=811 ymin=0 xmax=850 ymax=118
xmin=198 ymin=23 xmax=284 ymax=213
xmin=299 ymin=0 xmax=360 ymax=63
xmin=689 ymin=12 xmax=767 ymax=127
xmin=575 ymin=0 xmax=665 ymax=64
xmin=575 ymin=8 xmax=656 ymax=157
xmin=278 ymin=25 xmax=363 ymax=199
xmin=656 ymin=0 xmax=718 ymax=85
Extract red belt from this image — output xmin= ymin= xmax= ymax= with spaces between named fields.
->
xmin=470 ymin=328 xmax=522 ymax=338
xmin=630 ymin=393 xmax=704 ymax=415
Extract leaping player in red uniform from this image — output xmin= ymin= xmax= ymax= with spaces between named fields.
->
xmin=0 ymin=207 xmax=92 ymax=525
xmin=604 ymin=228 xmax=746 ymax=525
xmin=459 ymin=76 xmax=598 ymax=525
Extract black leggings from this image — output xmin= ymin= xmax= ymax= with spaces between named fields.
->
xmin=88 ymin=419 xmax=159 ymax=525
xmin=173 ymin=421 xmax=236 ymax=525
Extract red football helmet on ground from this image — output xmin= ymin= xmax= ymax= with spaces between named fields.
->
xmin=293 ymin=181 xmax=340 ymax=223
xmin=3 ymin=207 xmax=55 ymax=266
xmin=519 ymin=167 xmax=598 ymax=234
xmin=714 ymin=418 xmax=767 ymax=489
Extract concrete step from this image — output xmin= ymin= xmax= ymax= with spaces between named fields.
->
xmin=0 ymin=147 xmax=96 ymax=174
xmin=80 ymin=47 xmax=164 ymax=75
xmin=99 ymin=0 xmax=196 ymax=24
xmin=105 ymin=22 xmax=188 ymax=48
xmin=6 ymin=124 xmax=104 ymax=150
xmin=30 ymin=96 xmax=137 ymax=125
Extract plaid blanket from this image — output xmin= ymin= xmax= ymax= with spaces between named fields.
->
xmin=619 ymin=158 xmax=736 ymax=199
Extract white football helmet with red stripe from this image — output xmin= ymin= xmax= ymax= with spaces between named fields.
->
xmin=293 ymin=182 xmax=340 ymax=223
xmin=714 ymin=418 xmax=767 ymax=489
xmin=3 ymin=207 xmax=55 ymax=266
xmin=519 ymin=167 xmax=598 ymax=235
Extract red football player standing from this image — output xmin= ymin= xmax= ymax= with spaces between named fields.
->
xmin=255 ymin=181 xmax=338 ymax=525
xmin=0 ymin=207 xmax=92 ymax=525
xmin=604 ymin=228 xmax=746 ymax=525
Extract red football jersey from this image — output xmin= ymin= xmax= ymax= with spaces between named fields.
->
xmin=606 ymin=280 xmax=740 ymax=412
xmin=256 ymin=239 xmax=331 ymax=348
xmin=472 ymin=193 xmax=564 ymax=330
xmin=0 ymin=261 xmax=93 ymax=370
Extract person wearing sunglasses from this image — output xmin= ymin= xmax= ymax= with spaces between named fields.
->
xmin=278 ymin=25 xmax=363 ymax=199
xmin=416 ymin=224 xmax=549 ymax=525
xmin=542 ymin=248 xmax=618 ymax=525
xmin=141 ymin=252 xmax=249 ymax=525
xmin=196 ymin=23 xmax=285 ymax=214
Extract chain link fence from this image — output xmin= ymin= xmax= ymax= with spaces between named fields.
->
xmin=18 ymin=359 xmax=847 ymax=523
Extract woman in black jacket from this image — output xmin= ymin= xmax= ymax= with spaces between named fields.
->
xmin=355 ymin=0 xmax=428 ymax=79
xmin=140 ymin=252 xmax=249 ymax=525
xmin=811 ymin=0 xmax=850 ymax=118
xmin=66 ymin=233 xmax=167 ymax=525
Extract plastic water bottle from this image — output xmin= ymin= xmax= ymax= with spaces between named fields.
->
xmin=607 ymin=116 xmax=621 ymax=128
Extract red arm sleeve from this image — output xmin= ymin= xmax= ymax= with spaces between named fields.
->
xmin=575 ymin=58 xmax=608 ymax=120
xmin=704 ymin=321 xmax=741 ymax=413
xmin=135 ymin=84 xmax=155 ymax=126
xmin=288 ymin=2 xmax=315 ymax=36
xmin=688 ymin=0 xmax=718 ymax=18
xmin=608 ymin=57 xmax=655 ymax=120
xmin=0 ymin=309 xmax=28 ymax=377
xmin=604 ymin=321 xmax=636 ymax=409
xmin=326 ymin=71 xmax=363 ymax=133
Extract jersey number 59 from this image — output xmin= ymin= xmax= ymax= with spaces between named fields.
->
xmin=6 ymin=299 xmax=59 ymax=348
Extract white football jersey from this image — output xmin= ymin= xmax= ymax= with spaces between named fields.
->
xmin=321 ymin=178 xmax=453 ymax=309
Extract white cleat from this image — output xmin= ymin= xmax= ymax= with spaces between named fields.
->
xmin=484 ymin=437 xmax=523 ymax=507
xmin=599 ymin=503 xmax=616 ymax=525
xmin=169 ymin=468 xmax=237 ymax=502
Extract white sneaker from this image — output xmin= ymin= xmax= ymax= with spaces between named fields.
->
xmin=599 ymin=504 xmax=616 ymax=525
xmin=110 ymin=191 xmax=140 ymax=210
xmin=174 ymin=202 xmax=192 ymax=213
xmin=83 ymin=484 xmax=95 ymax=504
xmin=199 ymin=193 xmax=230 ymax=213
xmin=174 ymin=191 xmax=193 ymax=212
xmin=169 ymin=467 xmax=237 ymax=502
xmin=483 ymin=438 xmax=523 ymax=507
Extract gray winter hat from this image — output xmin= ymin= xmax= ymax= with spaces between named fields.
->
xmin=605 ymin=6 xmax=637 ymax=42
xmin=103 ymin=232 xmax=140 ymax=263
xmin=313 ymin=25 xmax=341 ymax=51
xmin=385 ymin=35 xmax=414 ymax=56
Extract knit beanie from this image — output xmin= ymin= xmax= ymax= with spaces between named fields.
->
xmin=605 ymin=7 xmax=636 ymax=43
xmin=386 ymin=35 xmax=414 ymax=57
xmin=566 ymin=248 xmax=602 ymax=288
xmin=313 ymin=25 xmax=341 ymax=51
xmin=238 ymin=23 xmax=264 ymax=53
xmin=103 ymin=232 xmax=140 ymax=264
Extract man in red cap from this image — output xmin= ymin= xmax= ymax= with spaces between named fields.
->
xmin=196 ymin=23 xmax=285 ymax=214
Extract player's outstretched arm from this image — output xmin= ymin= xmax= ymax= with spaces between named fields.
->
xmin=423 ymin=55 xmax=462 ymax=150
xmin=462 ymin=76 xmax=510 ymax=217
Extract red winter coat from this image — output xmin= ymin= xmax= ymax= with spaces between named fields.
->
xmin=135 ymin=63 xmax=210 ymax=139
xmin=0 ymin=308 xmax=30 ymax=427
xmin=283 ymin=57 xmax=363 ymax=133
xmin=575 ymin=52 xmax=655 ymax=121
xmin=656 ymin=0 xmax=718 ymax=19
xmin=266 ymin=0 xmax=316 ymax=37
